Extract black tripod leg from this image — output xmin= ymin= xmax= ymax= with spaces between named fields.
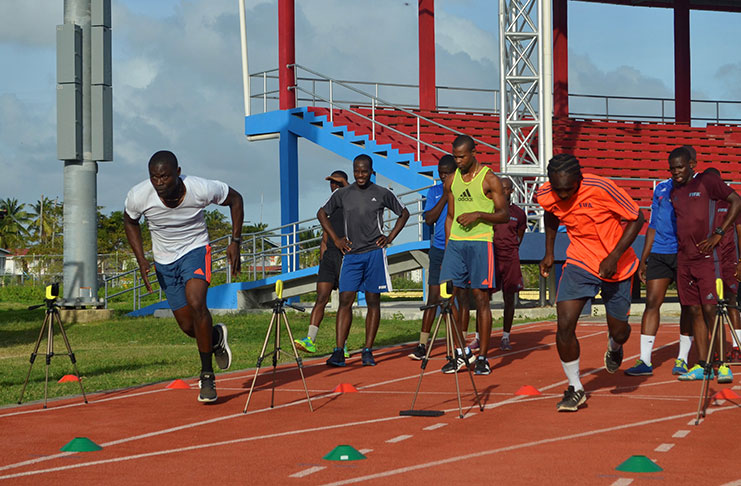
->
xmin=271 ymin=310 xmax=281 ymax=408
xmin=18 ymin=312 xmax=50 ymax=405
xmin=407 ymin=310 xmax=445 ymax=412
xmin=243 ymin=312 xmax=277 ymax=413
xmin=696 ymin=310 xmax=721 ymax=424
xmin=44 ymin=312 xmax=54 ymax=409
xmin=447 ymin=312 xmax=464 ymax=418
xmin=53 ymin=309 xmax=88 ymax=403
xmin=448 ymin=308 xmax=484 ymax=411
xmin=281 ymin=312 xmax=314 ymax=412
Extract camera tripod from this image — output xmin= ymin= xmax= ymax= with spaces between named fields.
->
xmin=18 ymin=294 xmax=88 ymax=408
xmin=694 ymin=279 xmax=741 ymax=424
xmin=401 ymin=289 xmax=484 ymax=418
xmin=244 ymin=281 xmax=313 ymax=412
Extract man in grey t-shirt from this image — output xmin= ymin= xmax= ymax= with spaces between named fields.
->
xmin=318 ymin=154 xmax=410 ymax=367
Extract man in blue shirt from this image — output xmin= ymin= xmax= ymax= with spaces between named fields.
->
xmin=625 ymin=170 xmax=694 ymax=376
xmin=409 ymin=155 xmax=457 ymax=359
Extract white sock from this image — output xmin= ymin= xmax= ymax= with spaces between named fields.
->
xmin=639 ymin=334 xmax=655 ymax=365
xmin=608 ymin=336 xmax=621 ymax=351
xmin=307 ymin=325 xmax=320 ymax=341
xmin=502 ymin=331 xmax=511 ymax=340
xmin=678 ymin=334 xmax=693 ymax=362
xmin=561 ymin=359 xmax=583 ymax=391
xmin=475 ymin=332 xmax=480 ymax=340
xmin=734 ymin=330 xmax=741 ymax=348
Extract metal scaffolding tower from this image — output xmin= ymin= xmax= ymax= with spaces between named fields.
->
xmin=499 ymin=0 xmax=552 ymax=229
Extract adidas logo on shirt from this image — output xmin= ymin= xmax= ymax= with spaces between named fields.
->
xmin=371 ymin=197 xmax=377 ymax=201
xmin=458 ymin=189 xmax=473 ymax=202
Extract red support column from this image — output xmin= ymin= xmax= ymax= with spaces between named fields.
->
xmin=553 ymin=0 xmax=568 ymax=118
xmin=674 ymin=0 xmax=691 ymax=123
xmin=419 ymin=0 xmax=436 ymax=111
xmin=279 ymin=0 xmax=296 ymax=110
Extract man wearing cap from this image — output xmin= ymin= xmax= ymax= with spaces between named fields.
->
xmin=295 ymin=170 xmax=350 ymax=355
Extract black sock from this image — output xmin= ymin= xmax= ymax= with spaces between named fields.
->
xmin=200 ymin=352 xmax=214 ymax=373
xmin=211 ymin=326 xmax=220 ymax=348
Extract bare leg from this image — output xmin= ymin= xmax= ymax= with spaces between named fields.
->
xmin=556 ymin=299 xmax=588 ymax=362
xmin=502 ymin=291 xmax=516 ymax=334
xmin=641 ymin=278 xmax=671 ymax=336
xmin=364 ymin=292 xmax=381 ymax=349
xmin=309 ymin=281 xmax=334 ymax=329
xmin=473 ymin=288 xmax=492 ymax=356
xmin=336 ymin=291 xmax=356 ymax=347
xmin=420 ymin=284 xmax=441 ymax=335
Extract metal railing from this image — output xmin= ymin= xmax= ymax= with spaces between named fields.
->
xmin=249 ymin=68 xmax=741 ymax=126
xmin=103 ymin=185 xmax=432 ymax=310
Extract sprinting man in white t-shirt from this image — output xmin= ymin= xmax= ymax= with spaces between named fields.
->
xmin=124 ymin=150 xmax=244 ymax=403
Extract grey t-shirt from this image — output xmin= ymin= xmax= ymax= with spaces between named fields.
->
xmin=322 ymin=182 xmax=405 ymax=254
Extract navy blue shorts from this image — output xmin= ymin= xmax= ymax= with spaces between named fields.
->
xmin=428 ymin=246 xmax=445 ymax=286
xmin=556 ymin=263 xmax=632 ymax=321
xmin=439 ymin=239 xmax=495 ymax=289
xmin=155 ymin=245 xmax=211 ymax=311
xmin=339 ymin=248 xmax=391 ymax=293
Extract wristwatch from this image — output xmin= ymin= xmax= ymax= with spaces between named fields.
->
xmin=713 ymin=227 xmax=725 ymax=236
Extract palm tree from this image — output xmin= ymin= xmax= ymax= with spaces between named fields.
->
xmin=0 ymin=198 xmax=32 ymax=249
xmin=29 ymin=196 xmax=56 ymax=245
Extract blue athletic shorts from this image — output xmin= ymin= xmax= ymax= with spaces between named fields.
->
xmin=428 ymin=246 xmax=445 ymax=286
xmin=556 ymin=263 xmax=632 ymax=321
xmin=339 ymin=248 xmax=391 ymax=293
xmin=439 ymin=239 xmax=495 ymax=289
xmin=155 ymin=245 xmax=211 ymax=311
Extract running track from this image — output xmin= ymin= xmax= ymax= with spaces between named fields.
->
xmin=1 ymin=318 xmax=740 ymax=485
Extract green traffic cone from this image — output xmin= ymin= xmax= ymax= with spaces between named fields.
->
xmin=323 ymin=445 xmax=366 ymax=461
xmin=60 ymin=437 xmax=103 ymax=452
xmin=615 ymin=455 xmax=662 ymax=472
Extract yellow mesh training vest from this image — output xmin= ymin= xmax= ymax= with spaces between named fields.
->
xmin=449 ymin=166 xmax=494 ymax=241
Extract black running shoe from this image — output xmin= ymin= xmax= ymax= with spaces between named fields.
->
xmin=326 ymin=347 xmax=346 ymax=367
xmin=604 ymin=346 xmax=624 ymax=373
xmin=198 ymin=372 xmax=217 ymax=403
xmin=441 ymin=351 xmax=474 ymax=373
xmin=361 ymin=348 xmax=376 ymax=366
xmin=213 ymin=323 xmax=232 ymax=370
xmin=556 ymin=385 xmax=586 ymax=412
xmin=408 ymin=343 xmax=426 ymax=360
xmin=474 ymin=357 xmax=491 ymax=375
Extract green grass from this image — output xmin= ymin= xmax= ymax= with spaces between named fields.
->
xmin=0 ymin=300 xmax=546 ymax=407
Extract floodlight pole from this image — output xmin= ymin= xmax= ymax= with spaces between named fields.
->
xmin=58 ymin=0 xmax=112 ymax=307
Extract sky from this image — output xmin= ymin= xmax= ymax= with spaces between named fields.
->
xmin=1 ymin=0 xmax=740 ymax=230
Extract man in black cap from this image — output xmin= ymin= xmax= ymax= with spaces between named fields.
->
xmin=295 ymin=170 xmax=350 ymax=355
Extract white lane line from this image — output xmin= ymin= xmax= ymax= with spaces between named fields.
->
xmin=719 ymin=480 xmax=741 ymax=486
xmin=316 ymin=406 xmax=740 ymax=486
xmin=732 ymin=386 xmax=741 ymax=391
xmin=654 ymin=443 xmax=674 ymax=452
xmin=386 ymin=435 xmax=413 ymax=444
xmin=672 ymin=430 xmax=690 ymax=438
xmin=290 ymin=466 xmax=326 ymax=478
xmin=358 ymin=449 xmax=373 ymax=455
xmin=0 ymin=388 xmax=171 ymax=419
xmin=0 ymin=414 xmax=411 ymax=480
xmin=611 ymin=479 xmax=633 ymax=486
xmin=462 ymin=412 xmax=477 ymax=419
xmin=423 ymin=423 xmax=447 ymax=431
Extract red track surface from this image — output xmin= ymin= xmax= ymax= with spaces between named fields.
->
xmin=2 ymin=318 xmax=740 ymax=485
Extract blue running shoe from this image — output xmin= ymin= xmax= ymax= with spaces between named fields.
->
xmin=672 ymin=358 xmax=688 ymax=375
xmin=717 ymin=365 xmax=733 ymax=384
xmin=361 ymin=348 xmax=376 ymax=366
xmin=678 ymin=364 xmax=713 ymax=381
xmin=624 ymin=359 xmax=653 ymax=376
xmin=326 ymin=347 xmax=346 ymax=367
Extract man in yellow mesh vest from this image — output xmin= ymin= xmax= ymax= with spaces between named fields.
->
xmin=439 ymin=135 xmax=509 ymax=375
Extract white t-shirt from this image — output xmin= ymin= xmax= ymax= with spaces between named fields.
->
xmin=125 ymin=175 xmax=229 ymax=264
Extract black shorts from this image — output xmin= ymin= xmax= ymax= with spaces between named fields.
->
xmin=317 ymin=249 xmax=343 ymax=289
xmin=645 ymin=252 xmax=677 ymax=281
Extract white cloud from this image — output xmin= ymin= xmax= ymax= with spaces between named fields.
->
xmin=0 ymin=0 xmax=62 ymax=46
xmin=436 ymin=10 xmax=497 ymax=64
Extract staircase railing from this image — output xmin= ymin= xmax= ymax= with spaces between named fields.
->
xmin=103 ymin=185 xmax=432 ymax=311
xmin=249 ymin=67 xmax=741 ymax=125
